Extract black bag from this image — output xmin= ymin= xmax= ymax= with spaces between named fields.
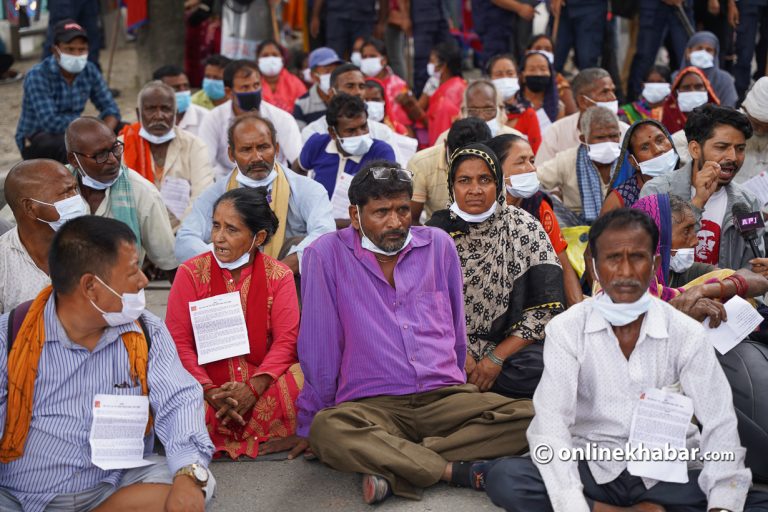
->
xmin=717 ymin=341 xmax=768 ymax=483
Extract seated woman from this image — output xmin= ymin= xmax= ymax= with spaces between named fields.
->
xmin=257 ymin=39 xmax=308 ymax=113
xmin=486 ymin=54 xmax=542 ymax=153
xmin=661 ymin=66 xmax=720 ymax=135
xmin=359 ymin=38 xmax=413 ymax=132
xmin=621 ymin=65 xmax=671 ymax=124
xmin=517 ymin=51 xmax=562 ymax=134
xmin=678 ymin=30 xmax=738 ymax=107
xmin=427 ymin=143 xmax=565 ymax=398
xmin=526 ymin=34 xmax=578 ymax=116
xmin=631 ymin=193 xmax=768 ymax=311
xmin=398 ymin=41 xmax=466 ymax=147
xmin=601 ymin=118 xmax=681 ymax=213
xmin=166 ymin=187 xmax=302 ymax=460
xmin=364 ymin=78 xmax=411 ymax=136
xmin=486 ymin=134 xmax=582 ymax=306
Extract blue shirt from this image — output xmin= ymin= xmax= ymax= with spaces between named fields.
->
xmin=0 ymin=297 xmax=213 ymax=512
xmin=299 ymin=133 xmax=396 ymax=199
xmin=326 ymin=0 xmax=375 ymax=20
xmin=175 ymin=164 xmax=336 ymax=267
xmin=15 ymin=56 xmax=120 ymax=151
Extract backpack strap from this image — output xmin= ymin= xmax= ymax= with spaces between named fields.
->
xmin=7 ymin=300 xmax=33 ymax=355
xmin=137 ymin=314 xmax=151 ymax=353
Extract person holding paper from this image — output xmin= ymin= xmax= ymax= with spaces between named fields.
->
xmin=290 ymin=161 xmax=535 ymax=505
xmin=167 ymin=187 xmax=303 ymax=460
xmin=0 ymin=216 xmax=215 ymax=512
xmin=119 ymin=81 xmax=214 ymax=229
xmin=175 ymin=113 xmax=335 ymax=275
xmin=298 ymin=93 xmax=396 ymax=227
xmin=484 ymin=208 xmax=768 ymax=511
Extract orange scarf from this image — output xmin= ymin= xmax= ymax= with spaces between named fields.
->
xmin=119 ymin=122 xmax=155 ymax=183
xmin=0 ymin=286 xmax=152 ymax=463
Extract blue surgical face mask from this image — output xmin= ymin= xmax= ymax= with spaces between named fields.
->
xmin=355 ymin=205 xmax=413 ymax=256
xmin=175 ymin=90 xmax=191 ymax=113
xmin=74 ymin=154 xmax=121 ymax=190
xmin=57 ymin=50 xmax=88 ymax=74
xmin=202 ymin=78 xmax=226 ymax=101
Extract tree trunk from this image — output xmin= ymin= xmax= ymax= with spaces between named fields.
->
xmin=135 ymin=0 xmax=185 ymax=85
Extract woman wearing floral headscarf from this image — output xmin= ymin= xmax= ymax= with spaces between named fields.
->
xmin=427 ymin=143 xmax=565 ymax=399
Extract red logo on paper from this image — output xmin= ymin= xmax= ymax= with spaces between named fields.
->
xmin=95 ymin=400 xmax=101 ymax=408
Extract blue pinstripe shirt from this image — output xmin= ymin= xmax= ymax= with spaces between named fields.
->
xmin=14 ymin=56 xmax=120 ymax=151
xmin=0 ymin=296 xmax=213 ymax=512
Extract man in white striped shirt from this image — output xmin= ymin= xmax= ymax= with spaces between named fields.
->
xmin=484 ymin=208 xmax=768 ymax=512
xmin=0 ymin=216 xmax=215 ymax=512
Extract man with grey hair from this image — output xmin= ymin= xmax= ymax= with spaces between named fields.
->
xmin=537 ymin=106 xmax=622 ymax=223
xmin=535 ymin=68 xmax=629 ymax=165
xmin=118 ymin=81 xmax=214 ymax=228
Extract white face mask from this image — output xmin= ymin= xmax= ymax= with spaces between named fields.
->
xmin=351 ymin=51 xmax=363 ymax=67
xmin=338 ymin=132 xmax=374 ymax=156
xmin=360 ymin=57 xmax=384 ymax=77
xmin=539 ymin=50 xmax=555 ymax=64
xmin=57 ymin=50 xmax=88 ymax=74
xmin=485 ymin=119 xmax=499 ymax=137
xmin=677 ymin=91 xmax=708 ymax=113
xmin=634 ymin=148 xmax=679 ymax=178
xmin=689 ymin=49 xmax=715 ymax=69
xmin=91 ymin=276 xmax=146 ymax=327
xmin=302 ymin=68 xmax=312 ymax=83
xmin=493 ymin=77 xmax=520 ymax=100
xmin=587 ymin=141 xmax=621 ymax=165
xmin=235 ymin=165 xmax=277 ymax=189
xmin=258 ymin=56 xmax=284 ymax=77
xmin=506 ymin=173 xmax=540 ymax=199
xmin=670 ymin=247 xmax=695 ymax=273
xmin=427 ymin=63 xmax=440 ymax=78
xmin=139 ymin=125 xmax=176 ymax=145
xmin=355 ymin=206 xmax=413 ymax=256
xmin=318 ymin=73 xmax=332 ymax=94
xmin=30 ymin=194 xmax=89 ymax=232
xmin=366 ymin=101 xmax=385 ymax=122
xmin=587 ymin=97 xmax=619 ymax=114
xmin=592 ymin=290 xmax=653 ymax=326
xmin=74 ymin=154 xmax=121 ymax=191
xmin=209 ymin=236 xmax=256 ymax=270
xmin=642 ymin=83 xmax=671 ymax=104
xmin=449 ymin=201 xmax=497 ymax=223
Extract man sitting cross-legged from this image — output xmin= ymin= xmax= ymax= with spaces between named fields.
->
xmin=289 ymin=160 xmax=535 ymax=505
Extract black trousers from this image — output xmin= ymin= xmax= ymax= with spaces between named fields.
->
xmin=490 ymin=342 xmax=544 ymax=399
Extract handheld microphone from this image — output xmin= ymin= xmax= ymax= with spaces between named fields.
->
xmin=732 ymin=202 xmax=764 ymax=259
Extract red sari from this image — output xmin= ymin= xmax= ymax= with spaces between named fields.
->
xmin=261 ymin=68 xmax=308 ymax=114
xmin=166 ymin=251 xmax=301 ymax=459
xmin=427 ymin=76 xmax=467 ymax=147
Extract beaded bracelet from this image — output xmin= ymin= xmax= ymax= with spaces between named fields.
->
xmin=486 ymin=351 xmax=505 ymax=367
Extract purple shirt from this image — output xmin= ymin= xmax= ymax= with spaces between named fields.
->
xmin=296 ymin=226 xmax=467 ymax=437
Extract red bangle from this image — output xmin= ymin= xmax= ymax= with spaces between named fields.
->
xmin=725 ymin=274 xmax=748 ymax=297
xmin=202 ymin=383 xmax=216 ymax=392
xmin=245 ymin=378 xmax=259 ymax=399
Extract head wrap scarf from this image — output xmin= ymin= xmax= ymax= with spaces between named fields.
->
xmin=742 ymin=76 xmax=768 ymax=123
xmin=427 ymin=143 xmax=565 ymax=361
xmin=679 ymin=31 xmax=737 ymax=107
xmin=661 ymin=66 xmax=720 ymax=135
xmin=610 ymin=118 xmax=680 ymax=190
xmin=515 ymin=51 xmax=560 ymax=123
xmin=631 ymin=193 xmax=673 ymax=287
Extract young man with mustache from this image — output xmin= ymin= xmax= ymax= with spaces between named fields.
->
xmin=641 ymin=104 xmax=762 ymax=270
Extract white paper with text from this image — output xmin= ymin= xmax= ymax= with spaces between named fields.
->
xmin=190 ymin=291 xmax=250 ymax=365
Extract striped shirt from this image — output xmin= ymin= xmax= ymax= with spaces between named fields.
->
xmin=296 ymin=226 xmax=467 ymax=438
xmin=0 ymin=296 xmax=213 ymax=512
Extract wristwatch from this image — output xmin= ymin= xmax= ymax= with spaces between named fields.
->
xmin=175 ymin=463 xmax=209 ymax=487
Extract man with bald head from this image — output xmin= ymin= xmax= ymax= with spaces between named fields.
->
xmin=0 ymin=159 xmax=87 ymax=312
xmin=63 ymin=116 xmax=177 ymax=272
xmin=176 ymin=112 xmax=334 ymax=274
xmin=119 ymin=81 xmax=214 ymax=228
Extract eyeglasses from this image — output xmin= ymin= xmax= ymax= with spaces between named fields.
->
xmin=466 ymin=107 xmax=498 ymax=117
xmin=74 ymin=141 xmax=125 ymax=165
xmin=364 ymin=166 xmax=413 ymax=183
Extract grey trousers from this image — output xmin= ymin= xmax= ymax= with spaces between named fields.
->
xmin=485 ymin=456 xmax=768 ymax=512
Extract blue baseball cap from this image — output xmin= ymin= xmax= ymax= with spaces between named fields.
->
xmin=309 ymin=47 xmax=344 ymax=69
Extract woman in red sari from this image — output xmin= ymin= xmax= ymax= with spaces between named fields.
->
xmin=359 ymin=38 xmax=413 ymax=131
xmin=257 ymin=39 xmax=308 ymax=113
xmin=166 ymin=187 xmax=302 ymax=460
xmin=660 ymin=66 xmax=720 ymax=135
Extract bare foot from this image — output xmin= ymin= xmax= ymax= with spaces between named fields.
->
xmin=632 ymin=503 xmax=665 ymax=512
xmin=259 ymin=435 xmax=301 ymax=455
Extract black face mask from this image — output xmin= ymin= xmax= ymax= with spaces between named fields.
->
xmin=236 ymin=90 xmax=262 ymax=111
xmin=525 ymin=75 xmax=552 ymax=93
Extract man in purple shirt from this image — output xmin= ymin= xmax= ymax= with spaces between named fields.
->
xmin=288 ymin=160 xmax=535 ymax=504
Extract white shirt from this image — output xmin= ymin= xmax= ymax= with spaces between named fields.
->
xmin=534 ymin=112 xmax=630 ymax=166
xmin=0 ymin=227 xmax=51 ymax=313
xmin=529 ymin=297 xmax=751 ymax=512
xmin=300 ymin=116 xmax=404 ymax=166
xmin=177 ymin=103 xmax=209 ymax=137
xmin=197 ymin=99 xmax=302 ymax=179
